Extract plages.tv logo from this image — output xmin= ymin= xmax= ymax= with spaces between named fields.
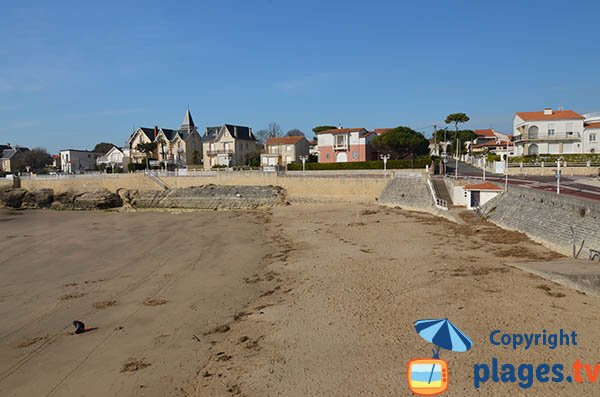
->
xmin=407 ymin=318 xmax=473 ymax=396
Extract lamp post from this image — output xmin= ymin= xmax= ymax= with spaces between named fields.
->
xmin=483 ymin=156 xmax=486 ymax=181
xmin=299 ymin=155 xmax=308 ymax=176
xmin=556 ymin=157 xmax=563 ymax=195
xmin=380 ymin=154 xmax=390 ymax=176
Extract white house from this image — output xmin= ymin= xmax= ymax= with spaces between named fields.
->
xmin=96 ymin=147 xmax=131 ymax=170
xmin=583 ymin=113 xmax=600 ymax=154
xmin=513 ymin=108 xmax=586 ymax=156
xmin=60 ymin=149 xmax=101 ymax=174
xmin=260 ymin=136 xmax=310 ymax=167
xmin=463 ymin=182 xmax=503 ymax=209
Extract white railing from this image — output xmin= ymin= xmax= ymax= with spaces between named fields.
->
xmin=426 ymin=177 xmax=448 ymax=211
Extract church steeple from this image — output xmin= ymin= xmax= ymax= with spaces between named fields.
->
xmin=181 ymin=108 xmax=195 ymax=132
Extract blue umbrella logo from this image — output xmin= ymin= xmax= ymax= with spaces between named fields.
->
xmin=412 ymin=318 xmax=473 ymax=388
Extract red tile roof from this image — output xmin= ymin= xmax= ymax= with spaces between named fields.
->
xmin=464 ymin=182 xmax=503 ymax=191
xmin=315 ymin=128 xmax=366 ymax=135
xmin=474 ymin=129 xmax=496 ymax=137
xmin=266 ymin=136 xmax=305 ymax=145
xmin=516 ymin=110 xmax=584 ymax=121
xmin=584 ymin=122 xmax=600 ymax=129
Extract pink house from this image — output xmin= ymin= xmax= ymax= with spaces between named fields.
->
xmin=316 ymin=128 xmax=377 ymax=163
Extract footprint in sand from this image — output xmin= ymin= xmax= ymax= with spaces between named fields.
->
xmin=93 ymin=300 xmax=117 ymax=309
xmin=17 ymin=335 xmax=49 ymax=348
xmin=143 ymin=298 xmax=168 ymax=306
xmin=60 ymin=292 xmax=86 ymax=301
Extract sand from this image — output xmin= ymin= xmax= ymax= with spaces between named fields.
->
xmin=0 ymin=209 xmax=278 ymax=396
xmin=1 ymin=205 xmax=600 ymax=396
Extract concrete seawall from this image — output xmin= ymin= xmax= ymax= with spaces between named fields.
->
xmin=378 ymin=174 xmax=436 ymax=212
xmin=20 ymin=172 xmax=402 ymax=204
xmin=479 ymin=186 xmax=600 ymax=256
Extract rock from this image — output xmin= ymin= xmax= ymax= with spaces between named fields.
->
xmin=72 ymin=188 xmax=123 ymax=210
xmin=0 ymin=188 xmax=27 ymax=208
xmin=51 ymin=190 xmax=78 ymax=210
xmin=22 ymin=189 xmax=54 ymax=208
xmin=126 ymin=185 xmax=287 ymax=210
xmin=51 ymin=189 xmax=122 ymax=210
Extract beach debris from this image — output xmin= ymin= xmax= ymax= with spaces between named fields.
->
xmin=121 ymin=357 xmax=151 ymax=372
xmin=203 ymin=324 xmax=230 ymax=335
xmin=93 ymin=300 xmax=116 ymax=309
xmin=143 ymin=297 xmax=168 ymax=306
xmin=73 ymin=320 xmax=86 ymax=334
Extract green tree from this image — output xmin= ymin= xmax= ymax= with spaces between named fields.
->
xmin=93 ymin=142 xmax=116 ymax=154
xmin=434 ymin=129 xmax=476 ymax=155
xmin=286 ymin=129 xmax=305 ymax=137
xmin=371 ymin=126 xmax=429 ymax=160
xmin=136 ymin=142 xmax=158 ymax=169
xmin=13 ymin=148 xmax=52 ymax=173
xmin=312 ymin=125 xmax=337 ymax=134
xmin=445 ymin=113 xmax=470 ymax=157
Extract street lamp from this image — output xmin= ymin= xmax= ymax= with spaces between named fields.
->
xmin=483 ymin=156 xmax=486 ymax=181
xmin=556 ymin=157 xmax=563 ymax=195
xmin=299 ymin=155 xmax=308 ymax=176
xmin=380 ymin=154 xmax=390 ymax=175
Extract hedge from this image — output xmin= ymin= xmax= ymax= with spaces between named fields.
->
xmin=287 ymin=157 xmax=433 ymax=171
xmin=508 ymin=154 xmax=600 ymax=164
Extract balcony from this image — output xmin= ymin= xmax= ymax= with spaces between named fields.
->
xmin=514 ymin=132 xmax=580 ymax=143
xmin=206 ymin=149 xmax=234 ymax=156
xmin=333 ymin=142 xmax=348 ymax=150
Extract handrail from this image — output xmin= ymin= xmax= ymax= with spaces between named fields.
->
xmin=426 ymin=177 xmax=448 ymax=211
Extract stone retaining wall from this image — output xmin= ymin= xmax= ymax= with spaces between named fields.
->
xmin=378 ymin=175 xmax=435 ymax=212
xmin=20 ymin=172 xmax=397 ymax=204
xmin=479 ymin=186 xmax=600 ymax=256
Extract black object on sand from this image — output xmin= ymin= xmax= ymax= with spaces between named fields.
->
xmin=73 ymin=320 xmax=86 ymax=334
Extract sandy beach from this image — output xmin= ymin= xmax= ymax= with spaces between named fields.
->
xmin=1 ymin=205 xmax=600 ymax=396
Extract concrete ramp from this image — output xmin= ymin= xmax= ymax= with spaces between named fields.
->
xmin=507 ymin=259 xmax=600 ymax=296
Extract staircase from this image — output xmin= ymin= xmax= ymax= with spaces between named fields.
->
xmin=430 ymin=177 xmax=454 ymax=208
xmin=145 ymin=172 xmax=170 ymax=190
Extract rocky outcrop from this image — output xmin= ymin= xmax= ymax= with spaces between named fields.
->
xmin=0 ymin=188 xmax=27 ymax=208
xmin=123 ymin=185 xmax=287 ymax=210
xmin=1 ymin=185 xmax=285 ymax=211
xmin=0 ymin=188 xmax=122 ymax=210
xmin=52 ymin=189 xmax=123 ymax=210
xmin=22 ymin=189 xmax=54 ymax=208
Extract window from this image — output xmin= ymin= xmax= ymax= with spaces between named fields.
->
xmin=548 ymin=124 xmax=555 ymax=136
xmin=334 ymin=134 xmax=347 ymax=148
xmin=591 ymin=133 xmax=597 ymax=142
xmin=286 ymin=145 xmax=291 ymax=152
xmin=566 ymin=123 xmax=573 ymax=136
xmin=527 ymin=125 xmax=539 ymax=139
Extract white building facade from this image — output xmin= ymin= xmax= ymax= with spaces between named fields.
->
xmin=513 ymin=108 xmax=586 ymax=156
xmin=60 ymin=150 xmax=101 ymax=174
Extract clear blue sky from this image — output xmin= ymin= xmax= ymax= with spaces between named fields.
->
xmin=1 ymin=0 xmax=599 ymax=153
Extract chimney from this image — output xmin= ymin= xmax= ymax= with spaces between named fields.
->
xmin=154 ymin=126 xmax=158 ymax=139
xmin=544 ymin=108 xmax=553 ymax=115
